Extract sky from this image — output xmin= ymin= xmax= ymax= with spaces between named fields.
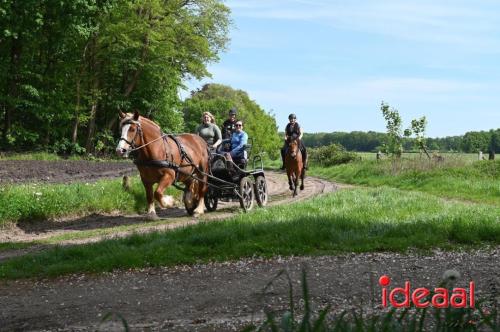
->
xmin=182 ymin=0 xmax=500 ymax=137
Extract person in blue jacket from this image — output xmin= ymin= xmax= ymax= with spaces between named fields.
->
xmin=228 ymin=120 xmax=248 ymax=161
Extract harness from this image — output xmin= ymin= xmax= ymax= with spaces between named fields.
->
xmin=120 ymin=118 xmax=199 ymax=190
xmin=120 ymin=117 xmax=236 ymax=194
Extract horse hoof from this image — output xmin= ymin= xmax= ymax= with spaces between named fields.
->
xmin=289 ymin=186 xmax=294 ymax=191
xmin=300 ymin=185 xmax=304 ymax=190
xmin=193 ymin=212 xmax=202 ymax=218
xmin=145 ymin=213 xmax=159 ymax=221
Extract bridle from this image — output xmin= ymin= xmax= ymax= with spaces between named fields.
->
xmin=119 ymin=119 xmax=168 ymax=156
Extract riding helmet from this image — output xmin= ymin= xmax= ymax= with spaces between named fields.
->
xmin=288 ymin=113 xmax=297 ymax=120
xmin=229 ymin=108 xmax=237 ymax=115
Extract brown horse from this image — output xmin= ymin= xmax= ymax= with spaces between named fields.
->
xmin=116 ymin=111 xmax=209 ymax=218
xmin=284 ymin=137 xmax=305 ymax=197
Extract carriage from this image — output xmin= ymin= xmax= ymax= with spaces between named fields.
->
xmin=204 ymin=138 xmax=268 ymax=212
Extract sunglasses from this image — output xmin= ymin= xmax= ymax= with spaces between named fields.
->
xmin=236 ymin=124 xmax=243 ymax=127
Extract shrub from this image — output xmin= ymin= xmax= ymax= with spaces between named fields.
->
xmin=309 ymin=143 xmax=359 ymax=166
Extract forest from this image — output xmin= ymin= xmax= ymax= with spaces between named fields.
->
xmin=0 ymin=0 xmax=283 ymax=155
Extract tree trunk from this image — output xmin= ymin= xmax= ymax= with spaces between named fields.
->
xmin=86 ymin=102 xmax=98 ymax=152
xmin=72 ymin=77 xmax=81 ymax=144
xmin=3 ymin=37 xmax=22 ymax=142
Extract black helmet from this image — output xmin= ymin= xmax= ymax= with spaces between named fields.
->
xmin=229 ymin=108 xmax=237 ymax=116
xmin=288 ymin=113 xmax=297 ymax=120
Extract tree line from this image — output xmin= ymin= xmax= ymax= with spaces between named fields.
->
xmin=303 ymin=129 xmax=500 ymax=153
xmin=0 ymin=0 xmax=232 ymax=154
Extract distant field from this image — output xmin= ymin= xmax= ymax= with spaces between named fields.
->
xmin=309 ymin=158 xmax=500 ymax=205
xmin=356 ymin=151 xmax=480 ymax=162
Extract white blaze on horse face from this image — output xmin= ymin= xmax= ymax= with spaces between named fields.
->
xmin=116 ymin=124 xmax=131 ymax=156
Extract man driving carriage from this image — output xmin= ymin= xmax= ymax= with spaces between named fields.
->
xmin=222 ymin=107 xmax=238 ymax=139
xmin=280 ymin=113 xmax=308 ymax=170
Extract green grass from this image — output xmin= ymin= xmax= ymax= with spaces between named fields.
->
xmin=309 ymin=159 xmax=500 ymax=205
xmin=0 ymin=176 xmax=177 ymax=227
xmin=1 ymin=187 xmax=498 ymax=279
xmin=0 ymin=151 xmax=63 ymax=161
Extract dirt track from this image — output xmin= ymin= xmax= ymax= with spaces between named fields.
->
xmin=0 ymin=161 xmax=499 ymax=331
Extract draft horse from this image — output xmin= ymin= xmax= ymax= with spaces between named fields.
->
xmin=284 ymin=137 xmax=305 ymax=197
xmin=116 ymin=111 xmax=209 ymax=218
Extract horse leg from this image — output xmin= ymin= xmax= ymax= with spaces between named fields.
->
xmin=300 ymin=168 xmax=305 ymax=191
xmin=293 ymin=171 xmax=299 ymax=197
xmin=193 ymin=179 xmax=207 ymax=216
xmin=143 ymin=182 xmax=158 ymax=219
xmin=287 ymin=172 xmax=294 ymax=191
xmin=183 ymin=180 xmax=202 ymax=216
xmin=154 ymin=174 xmax=176 ymax=209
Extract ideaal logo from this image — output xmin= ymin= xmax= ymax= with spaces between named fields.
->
xmin=379 ymin=275 xmax=475 ymax=309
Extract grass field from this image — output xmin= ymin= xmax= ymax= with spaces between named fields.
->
xmin=1 ymin=186 xmax=498 ymax=279
xmin=309 ymin=159 xmax=500 ymax=205
xmin=0 ymin=153 xmax=498 ymax=280
xmin=0 ymin=176 xmax=178 ymax=227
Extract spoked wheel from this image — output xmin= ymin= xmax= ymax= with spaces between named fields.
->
xmin=239 ymin=177 xmax=254 ymax=212
xmin=254 ymin=175 xmax=268 ymax=207
xmin=204 ymin=188 xmax=218 ymax=212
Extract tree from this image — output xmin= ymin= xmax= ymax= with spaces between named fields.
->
xmin=462 ymin=131 xmax=491 ymax=153
xmin=182 ymin=83 xmax=281 ymax=158
xmin=405 ymin=116 xmax=430 ymax=158
xmin=0 ymin=0 xmax=231 ymax=153
xmin=380 ymin=102 xmax=404 ymax=158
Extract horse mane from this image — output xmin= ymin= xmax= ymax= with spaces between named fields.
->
xmin=120 ymin=112 xmax=161 ymax=132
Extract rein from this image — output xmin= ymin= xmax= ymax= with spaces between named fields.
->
xmin=120 ymin=119 xmax=168 ymax=153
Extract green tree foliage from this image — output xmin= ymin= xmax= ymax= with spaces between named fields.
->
xmin=462 ymin=131 xmax=491 ymax=153
xmin=380 ymin=102 xmax=404 ymax=158
xmin=0 ymin=0 xmax=230 ymax=153
xmin=489 ymin=129 xmax=500 ymax=153
xmin=182 ymin=83 xmax=281 ymax=158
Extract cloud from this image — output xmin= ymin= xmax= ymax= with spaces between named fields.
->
xmin=226 ymin=0 xmax=500 ymax=52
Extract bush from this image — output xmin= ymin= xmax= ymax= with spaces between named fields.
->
xmin=309 ymin=143 xmax=359 ymax=166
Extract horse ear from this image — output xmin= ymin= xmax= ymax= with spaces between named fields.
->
xmin=133 ymin=110 xmax=140 ymax=121
xmin=118 ymin=110 xmax=126 ymax=119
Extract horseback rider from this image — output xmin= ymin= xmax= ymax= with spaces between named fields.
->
xmin=222 ymin=107 xmax=238 ymax=140
xmin=281 ymin=113 xmax=308 ymax=170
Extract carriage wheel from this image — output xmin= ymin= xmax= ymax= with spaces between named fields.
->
xmin=204 ymin=188 xmax=218 ymax=212
xmin=239 ymin=177 xmax=254 ymax=212
xmin=254 ymin=175 xmax=268 ymax=207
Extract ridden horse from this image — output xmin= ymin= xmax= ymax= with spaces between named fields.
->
xmin=116 ymin=111 xmax=209 ymax=218
xmin=284 ymin=137 xmax=305 ymax=197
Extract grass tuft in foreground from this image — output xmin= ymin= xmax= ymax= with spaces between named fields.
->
xmin=0 ymin=187 xmax=498 ymax=279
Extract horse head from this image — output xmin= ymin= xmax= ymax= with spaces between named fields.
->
xmin=116 ymin=110 xmax=142 ymax=157
xmin=287 ymin=137 xmax=300 ymax=159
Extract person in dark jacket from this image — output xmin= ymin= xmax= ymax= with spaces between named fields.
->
xmin=222 ymin=108 xmax=238 ymax=140
xmin=280 ymin=113 xmax=307 ymax=170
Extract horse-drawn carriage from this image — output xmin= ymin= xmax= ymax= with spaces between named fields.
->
xmin=116 ymin=111 xmax=268 ymax=218
xmin=204 ymin=138 xmax=268 ymax=212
